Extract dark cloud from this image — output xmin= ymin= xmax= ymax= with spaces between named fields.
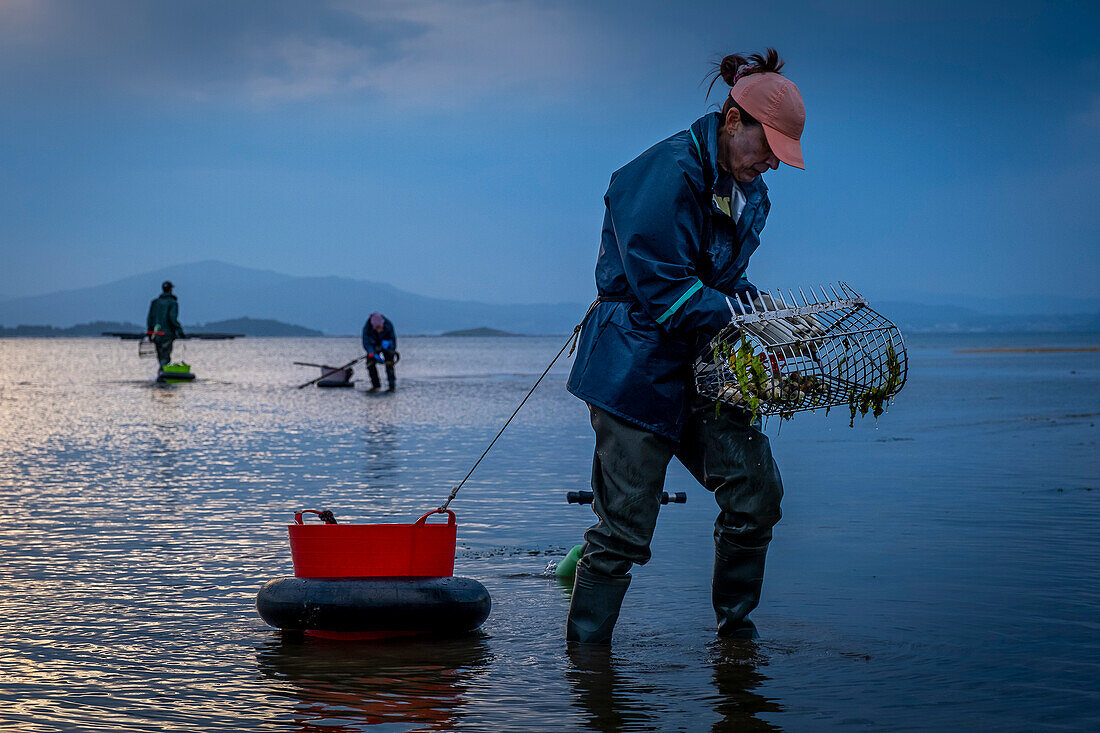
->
xmin=0 ymin=0 xmax=618 ymax=107
xmin=0 ymin=0 xmax=1096 ymax=301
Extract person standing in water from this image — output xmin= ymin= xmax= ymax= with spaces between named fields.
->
xmin=565 ymin=50 xmax=806 ymax=645
xmin=145 ymin=280 xmax=185 ymax=370
xmin=361 ymin=312 xmax=397 ymax=392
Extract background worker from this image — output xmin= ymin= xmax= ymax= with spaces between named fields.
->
xmin=361 ymin=312 xmax=397 ymax=392
xmin=565 ymin=50 xmax=806 ymax=645
xmin=145 ymin=280 xmax=185 ymax=369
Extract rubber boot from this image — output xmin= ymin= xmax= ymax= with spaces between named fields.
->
xmin=566 ymin=566 xmax=631 ymax=646
xmin=712 ymin=542 xmax=768 ymax=639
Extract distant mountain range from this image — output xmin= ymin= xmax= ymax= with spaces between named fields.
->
xmin=0 ymin=260 xmax=1096 ymax=335
xmin=0 ymin=317 xmax=323 ymax=338
xmin=0 ymin=261 xmax=581 ymax=335
xmin=0 ymin=321 xmax=146 ymax=338
xmin=869 ymin=301 xmax=1100 ymax=334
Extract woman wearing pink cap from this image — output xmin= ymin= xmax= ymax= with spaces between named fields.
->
xmin=566 ymin=49 xmax=806 ymax=645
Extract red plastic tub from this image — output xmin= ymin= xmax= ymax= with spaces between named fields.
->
xmin=288 ymin=509 xmax=457 ymax=578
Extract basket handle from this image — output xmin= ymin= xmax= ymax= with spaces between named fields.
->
xmin=415 ymin=509 xmax=456 ymax=526
xmin=294 ymin=509 xmax=338 ymax=525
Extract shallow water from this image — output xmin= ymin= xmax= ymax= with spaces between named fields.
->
xmin=0 ymin=333 xmax=1097 ymax=732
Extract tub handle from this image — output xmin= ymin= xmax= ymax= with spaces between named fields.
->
xmin=415 ymin=509 xmax=456 ymax=526
xmin=294 ymin=509 xmax=338 ymax=525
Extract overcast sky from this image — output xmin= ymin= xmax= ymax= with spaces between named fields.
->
xmin=0 ymin=0 xmax=1096 ymax=304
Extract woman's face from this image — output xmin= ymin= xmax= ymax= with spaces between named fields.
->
xmin=720 ymin=109 xmax=780 ymax=183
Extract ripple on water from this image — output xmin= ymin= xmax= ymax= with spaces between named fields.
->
xmin=0 ymin=335 xmax=1097 ymax=731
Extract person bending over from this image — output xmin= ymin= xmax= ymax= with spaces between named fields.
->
xmin=362 ymin=312 xmax=397 ymax=392
xmin=566 ymin=50 xmax=806 ymax=645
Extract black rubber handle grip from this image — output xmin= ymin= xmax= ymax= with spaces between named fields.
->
xmin=567 ymin=491 xmax=686 ymax=505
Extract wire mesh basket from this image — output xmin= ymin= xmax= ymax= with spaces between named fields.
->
xmin=693 ymin=283 xmax=907 ymax=423
xmin=138 ymin=339 xmax=156 ymax=358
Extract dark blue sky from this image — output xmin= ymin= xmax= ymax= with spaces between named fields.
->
xmin=1 ymin=0 xmax=1096 ymax=304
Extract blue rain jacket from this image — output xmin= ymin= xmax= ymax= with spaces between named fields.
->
xmin=567 ymin=112 xmax=770 ymax=441
xmin=361 ymin=317 xmax=397 ymax=355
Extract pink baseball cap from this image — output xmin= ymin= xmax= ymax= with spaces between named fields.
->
xmin=731 ymin=72 xmax=805 ymax=169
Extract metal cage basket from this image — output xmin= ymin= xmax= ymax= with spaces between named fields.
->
xmin=693 ymin=283 xmax=908 ymax=422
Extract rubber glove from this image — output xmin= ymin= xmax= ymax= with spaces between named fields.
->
xmin=728 ymin=278 xmax=760 ymax=314
xmin=734 ymin=278 xmax=760 ymax=301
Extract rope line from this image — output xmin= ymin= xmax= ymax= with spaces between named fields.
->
xmin=437 ymin=309 xmax=592 ymax=512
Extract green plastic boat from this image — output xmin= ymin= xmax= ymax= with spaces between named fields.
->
xmin=157 ymin=362 xmax=196 ymax=384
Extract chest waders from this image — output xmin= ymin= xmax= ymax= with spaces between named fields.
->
xmin=566 ymin=396 xmax=782 ymax=645
xmin=366 ymin=355 xmax=397 ymax=392
xmin=149 ymin=326 xmax=173 ymax=368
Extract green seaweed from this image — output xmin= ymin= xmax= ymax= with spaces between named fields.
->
xmin=713 ymin=332 xmax=869 ymax=425
xmin=730 ymin=336 xmax=781 ymax=423
xmin=730 ymin=337 xmax=761 ymax=422
xmin=715 ymin=336 xmax=832 ymax=423
xmin=846 ymin=343 xmax=903 ymax=427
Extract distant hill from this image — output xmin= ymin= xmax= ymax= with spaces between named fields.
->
xmin=874 ymin=301 xmax=1100 ymax=333
xmin=0 ymin=320 xmax=143 ymax=337
xmin=864 ymin=289 xmax=1100 ymax=317
xmin=0 ymin=316 xmax=321 ymax=338
xmin=0 ymin=261 xmax=1096 ymax=334
xmin=440 ymin=326 xmax=523 ymax=337
xmin=0 ymin=260 xmax=584 ymax=335
xmin=191 ymin=317 xmax=322 ymax=337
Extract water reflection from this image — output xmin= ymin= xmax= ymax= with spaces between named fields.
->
xmin=358 ymin=423 xmax=400 ymax=489
xmin=564 ymin=641 xmax=781 ymax=732
xmin=565 ymin=645 xmax=656 ymax=732
xmin=706 ymin=640 xmax=781 ymax=732
xmin=255 ymin=632 xmax=491 ymax=732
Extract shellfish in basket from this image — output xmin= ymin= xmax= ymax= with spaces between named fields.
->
xmin=694 ymin=283 xmax=908 ymax=424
